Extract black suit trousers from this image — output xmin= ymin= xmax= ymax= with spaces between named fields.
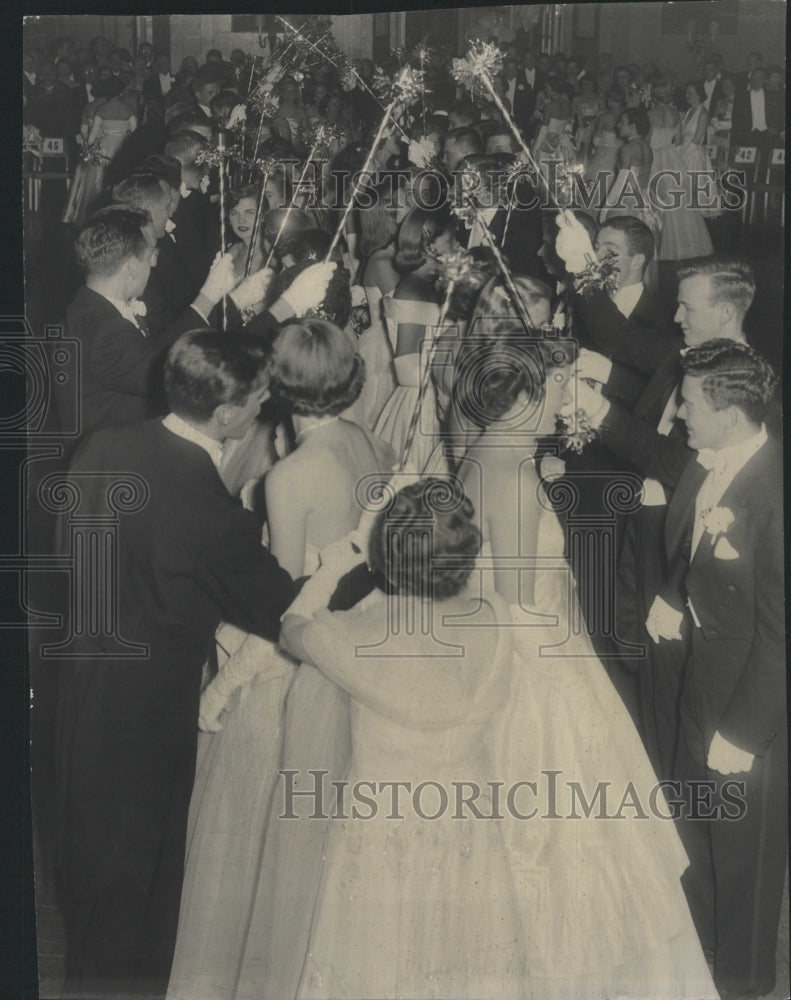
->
xmin=674 ymin=702 xmax=788 ymax=996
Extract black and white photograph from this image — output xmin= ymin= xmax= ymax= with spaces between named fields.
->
xmin=19 ymin=3 xmax=788 ymax=999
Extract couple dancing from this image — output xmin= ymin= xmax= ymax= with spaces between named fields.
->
xmin=167 ymin=303 xmax=717 ymax=999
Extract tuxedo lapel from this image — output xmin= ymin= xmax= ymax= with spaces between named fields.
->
xmin=634 ymin=350 xmax=680 ymax=421
xmin=664 ymin=456 xmax=707 ymax=565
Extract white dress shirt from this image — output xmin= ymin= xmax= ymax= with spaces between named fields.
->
xmin=703 ymin=77 xmax=717 ymax=110
xmin=691 ymin=423 xmax=768 ymax=557
xmin=159 ymin=71 xmax=173 ymax=96
xmin=525 ymin=67 xmax=536 ymax=89
xmin=749 ymin=87 xmax=768 ymax=131
xmin=162 ymin=413 xmax=224 ymax=469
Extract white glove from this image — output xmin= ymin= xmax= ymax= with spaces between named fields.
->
xmin=554 ymin=209 xmax=596 ymax=274
xmin=575 ymin=348 xmax=613 ymax=386
xmin=226 ymin=103 xmax=247 ymax=129
xmin=230 ymin=267 xmax=274 ymax=311
xmin=199 ymin=251 xmax=238 ymax=304
xmin=558 ymin=376 xmax=609 ymax=427
xmin=284 ymin=534 xmax=364 ymax=621
xmin=539 ymin=455 xmax=566 ymax=483
xmin=707 ymin=731 xmax=755 ymax=775
xmin=645 ymin=595 xmax=684 ymax=644
xmin=281 ymin=261 xmax=337 ymax=315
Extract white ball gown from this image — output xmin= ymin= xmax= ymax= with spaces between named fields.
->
xmin=650 ymin=123 xmax=714 ymax=260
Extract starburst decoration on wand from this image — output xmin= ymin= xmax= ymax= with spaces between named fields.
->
xmin=248 ymin=86 xmax=280 ymax=120
xmin=451 ymin=41 xmax=504 ymax=90
xmin=195 ymin=145 xmax=227 ymax=170
xmin=559 ymin=408 xmax=599 ymax=454
xmin=436 ymin=248 xmax=478 ymax=288
xmin=307 ymin=122 xmax=344 ymax=158
xmin=374 ymin=65 xmax=425 ymax=109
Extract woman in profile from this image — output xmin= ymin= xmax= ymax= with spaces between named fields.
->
xmin=167 ymin=319 xmax=394 ymax=1000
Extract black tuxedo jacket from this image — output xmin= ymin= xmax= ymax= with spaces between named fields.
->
xmin=575 ymin=285 xmax=681 ymax=406
xmin=56 ymin=419 xmax=298 ymax=899
xmin=598 ymin=347 xmax=692 ymax=489
xmin=502 ymin=70 xmax=538 ymax=136
xmin=697 ymin=77 xmax=725 ymax=116
xmin=732 ymin=87 xmax=783 ymax=145
xmin=171 ymin=189 xmax=219 ymax=294
xmin=62 ymin=286 xmax=209 ymax=441
xmin=457 ymin=186 xmax=543 ymax=274
xmin=143 ymin=233 xmax=199 ymax=334
xmin=663 ymin=437 xmax=784 ymax=755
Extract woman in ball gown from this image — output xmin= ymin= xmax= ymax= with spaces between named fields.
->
xmin=62 ymin=74 xmax=137 ymax=225
xmin=532 ymin=76 xmax=574 ymax=188
xmin=585 ymin=92 xmax=623 ymax=182
xmin=374 ymin=206 xmax=458 ymax=474
xmin=455 ymin=332 xmax=719 ymax=999
xmin=677 ymin=80 xmax=719 ymax=219
xmin=227 ymin=184 xmax=266 ymax=280
xmin=166 ymin=319 xmax=394 ymax=1000
xmin=277 ymin=478 xmax=528 ymax=1000
xmin=647 ymin=77 xmax=714 ymax=260
xmin=273 ymin=76 xmax=313 ymax=155
xmin=572 ymin=74 xmax=604 ymax=163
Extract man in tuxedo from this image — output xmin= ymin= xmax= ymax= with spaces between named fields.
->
xmin=731 ymin=67 xmax=783 ymax=171
xmin=649 ymin=341 xmax=785 ymax=999
xmin=164 ymin=131 xmax=218 ymax=294
xmin=112 ymin=171 xmax=196 ymax=333
xmin=442 ymin=127 xmax=483 ymax=173
xmin=56 ymin=330 xmax=299 ymax=999
xmin=698 ymin=56 xmax=725 ymax=115
xmin=453 ymin=154 xmax=543 ymax=271
xmin=562 ymin=245 xmax=754 ymax=778
xmin=500 ymin=55 xmax=537 ymax=139
xmin=61 ymin=206 xmax=237 ymax=447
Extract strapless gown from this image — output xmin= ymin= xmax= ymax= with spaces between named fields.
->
xmin=650 ymin=124 xmax=714 ymax=260
xmin=374 ymin=294 xmax=447 ymax=475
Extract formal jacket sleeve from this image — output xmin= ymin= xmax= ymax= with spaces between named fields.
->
xmin=605 ymin=359 xmax=648 ymax=410
xmin=716 ymin=498 xmax=786 ymax=755
xmin=86 ymin=307 xmax=208 ymax=398
xmin=198 ymin=502 xmax=298 ymax=642
xmin=575 ymin=289 xmax=679 ymax=376
xmin=598 ymin=400 xmax=692 ymax=488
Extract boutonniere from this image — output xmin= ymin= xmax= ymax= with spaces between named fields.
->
xmin=701 ymin=506 xmax=739 ymax=559
xmin=129 ymin=299 xmax=147 ymax=318
xmin=517 ymin=83 xmax=526 ymax=91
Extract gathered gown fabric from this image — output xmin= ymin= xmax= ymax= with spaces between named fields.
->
xmin=677 ymin=106 xmax=720 ymax=218
xmin=294 ymin=589 xmax=527 ymax=1000
xmin=62 ymin=116 xmax=134 ymax=225
xmin=166 ymin=547 xmax=320 ymax=1000
xmin=488 ymin=482 xmax=718 ymax=999
xmin=585 ymin=128 xmax=622 ymax=182
xmin=342 ymin=286 xmax=397 ymax=432
xmin=649 ymin=125 xmax=714 ymax=261
xmin=600 ymin=162 xmax=662 ymax=242
xmin=374 ymin=294 xmax=447 ymax=475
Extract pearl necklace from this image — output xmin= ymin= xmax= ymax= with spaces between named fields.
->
xmin=295 ymin=415 xmax=339 ymax=444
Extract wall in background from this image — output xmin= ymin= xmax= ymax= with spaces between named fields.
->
xmin=168 ymin=13 xmax=374 ymax=70
xmin=23 ymin=14 xmax=135 ymax=55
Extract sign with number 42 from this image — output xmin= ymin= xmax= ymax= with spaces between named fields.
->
xmin=734 ymin=147 xmax=757 ymax=163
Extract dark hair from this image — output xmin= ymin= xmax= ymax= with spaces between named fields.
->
xmin=74 ymin=206 xmax=150 ymax=276
xmin=227 ymin=183 xmax=260 ymax=212
xmin=168 ymin=111 xmax=212 ymax=136
xmin=680 ymin=339 xmax=777 ymax=424
xmin=269 ymin=258 xmax=352 ymax=329
xmin=676 ymin=258 xmax=755 ymax=314
xmin=91 ymin=75 xmax=125 ymax=99
xmin=192 ymin=63 xmax=224 ymax=92
xmin=277 ymin=228 xmax=332 ymax=266
xmin=262 ymin=208 xmax=315 ymax=247
xmin=445 ymin=126 xmax=483 ymax=159
xmin=133 ymin=154 xmax=182 ymax=190
xmin=317 ymin=89 xmax=344 ymax=117
xmin=621 ymin=107 xmax=651 ymax=137
xmin=369 ymin=478 xmax=480 ymax=599
xmin=211 ymin=89 xmax=238 ymax=115
xmin=393 ymin=206 xmax=454 ymax=273
xmin=112 ymin=173 xmax=169 ymax=211
xmin=685 ymin=79 xmax=707 ymax=104
xmin=454 ymin=332 xmax=576 ymax=427
xmin=449 ymin=101 xmax=480 ymax=127
xmin=268 ymin=318 xmax=364 ymax=417
xmin=164 ymin=330 xmax=271 ymax=422
xmin=598 ymin=214 xmax=655 ymax=266
xmin=466 ymin=274 xmax=555 ymax=346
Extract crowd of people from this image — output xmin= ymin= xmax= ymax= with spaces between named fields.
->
xmin=27 ymin=25 xmax=786 ymax=1000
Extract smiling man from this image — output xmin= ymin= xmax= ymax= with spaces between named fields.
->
xmin=650 ymin=340 xmax=785 ymax=999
